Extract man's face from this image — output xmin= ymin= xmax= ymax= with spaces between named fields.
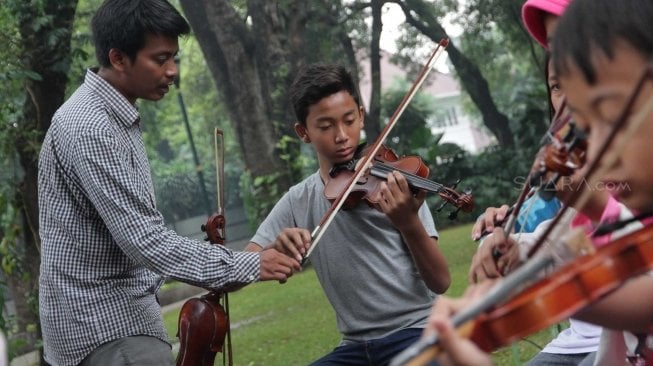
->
xmin=120 ymin=34 xmax=179 ymax=103
xmin=560 ymin=40 xmax=653 ymax=212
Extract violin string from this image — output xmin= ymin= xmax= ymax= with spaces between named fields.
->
xmin=371 ymin=161 xmax=445 ymax=191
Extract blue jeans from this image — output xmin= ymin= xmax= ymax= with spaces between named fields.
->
xmin=526 ymin=351 xmax=596 ymax=366
xmin=310 ymin=328 xmax=439 ymax=366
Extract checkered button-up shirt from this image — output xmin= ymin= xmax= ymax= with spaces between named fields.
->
xmin=38 ymin=69 xmax=260 ymax=366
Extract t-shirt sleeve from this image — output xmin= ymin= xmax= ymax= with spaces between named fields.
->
xmin=250 ymin=192 xmax=297 ymax=247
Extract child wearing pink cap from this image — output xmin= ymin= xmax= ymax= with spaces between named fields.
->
xmin=472 ymin=1 xmax=603 ymax=364
xmin=522 ymin=0 xmax=571 ymax=48
xmin=522 ymin=2 xmax=602 ymax=365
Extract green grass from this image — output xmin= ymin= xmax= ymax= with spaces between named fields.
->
xmin=164 ymin=223 xmax=562 ymax=365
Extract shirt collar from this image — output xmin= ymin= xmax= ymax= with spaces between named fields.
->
xmin=85 ymin=68 xmax=140 ymax=128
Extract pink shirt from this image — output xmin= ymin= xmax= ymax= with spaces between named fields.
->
xmin=570 ymin=195 xmax=624 ymax=247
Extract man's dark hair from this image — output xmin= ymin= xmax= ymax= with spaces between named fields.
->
xmin=92 ymin=0 xmax=191 ymax=67
xmin=552 ymin=0 xmax=653 ymax=84
xmin=289 ymin=64 xmax=361 ymax=125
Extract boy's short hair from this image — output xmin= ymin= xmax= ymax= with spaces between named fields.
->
xmin=552 ymin=0 xmax=653 ymax=84
xmin=92 ymin=0 xmax=191 ymax=67
xmin=289 ymin=64 xmax=361 ymax=125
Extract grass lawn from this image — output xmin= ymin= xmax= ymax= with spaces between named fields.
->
xmin=163 ymin=223 xmax=562 ymax=365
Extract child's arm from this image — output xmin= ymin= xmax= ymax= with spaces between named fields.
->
xmin=574 ymin=274 xmax=653 ymax=333
xmin=380 ymin=171 xmax=451 ymax=294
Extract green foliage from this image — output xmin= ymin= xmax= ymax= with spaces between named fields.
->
xmin=381 ymin=79 xmax=440 ymax=155
xmin=239 ymin=171 xmax=284 ymax=232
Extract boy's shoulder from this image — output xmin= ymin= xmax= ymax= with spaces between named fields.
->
xmin=287 ymin=171 xmax=322 ymax=196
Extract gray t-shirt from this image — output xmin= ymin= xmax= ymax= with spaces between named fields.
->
xmin=251 ymin=172 xmax=439 ymax=341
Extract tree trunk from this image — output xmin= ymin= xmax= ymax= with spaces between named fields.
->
xmin=179 ymin=0 xmax=295 ymax=221
xmin=10 ymin=0 xmax=78 ymax=360
xmin=396 ymin=0 xmax=515 ymax=147
xmin=366 ymin=0 xmax=384 ymax=141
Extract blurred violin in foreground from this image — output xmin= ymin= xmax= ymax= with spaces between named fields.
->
xmin=324 ymin=144 xmax=474 ymax=220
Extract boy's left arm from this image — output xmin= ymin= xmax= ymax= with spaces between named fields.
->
xmin=379 ymin=171 xmax=451 ymax=294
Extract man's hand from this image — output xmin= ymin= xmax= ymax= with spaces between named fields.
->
xmin=258 ymin=248 xmax=301 ymax=284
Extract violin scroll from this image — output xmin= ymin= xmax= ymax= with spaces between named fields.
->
xmin=529 ymin=123 xmax=588 ymax=200
xmin=436 ymin=185 xmax=474 ymax=220
xmin=201 ymin=212 xmax=226 ymax=245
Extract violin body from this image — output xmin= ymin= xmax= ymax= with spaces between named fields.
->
xmin=325 ymin=145 xmax=428 ymax=209
xmin=176 ymin=292 xmax=228 ymax=366
xmin=324 ymin=144 xmax=473 ymax=215
xmin=176 ymin=213 xmax=232 ymax=366
xmin=471 ymin=225 xmax=653 ymax=352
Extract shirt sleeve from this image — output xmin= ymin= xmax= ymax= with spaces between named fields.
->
xmin=73 ymin=127 xmax=259 ymax=290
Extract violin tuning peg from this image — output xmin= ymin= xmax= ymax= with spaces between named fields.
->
xmin=200 ymin=224 xmax=207 ymax=232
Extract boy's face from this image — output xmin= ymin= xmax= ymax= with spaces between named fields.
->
xmin=295 ymin=90 xmax=364 ymax=168
xmin=117 ymin=34 xmax=179 ymax=103
xmin=560 ymin=40 xmax=653 ymax=212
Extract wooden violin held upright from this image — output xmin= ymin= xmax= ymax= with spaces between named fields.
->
xmin=176 ymin=129 xmax=233 ymax=366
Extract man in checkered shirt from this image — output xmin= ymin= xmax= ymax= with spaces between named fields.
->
xmin=37 ymin=1 xmax=301 ymax=365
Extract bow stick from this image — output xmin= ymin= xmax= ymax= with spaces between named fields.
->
xmin=213 ymin=128 xmax=233 ymax=366
xmin=304 ymin=39 xmax=449 ymax=261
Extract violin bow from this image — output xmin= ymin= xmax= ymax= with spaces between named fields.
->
xmin=304 ymin=39 xmax=450 ymax=260
xmin=213 ymin=128 xmax=233 ymax=366
xmin=526 ymin=64 xmax=653 ymax=258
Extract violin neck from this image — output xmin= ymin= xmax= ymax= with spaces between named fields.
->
xmin=369 ymin=163 xmax=443 ymax=193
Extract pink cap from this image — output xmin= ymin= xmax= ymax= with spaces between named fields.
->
xmin=521 ymin=0 xmax=571 ymax=48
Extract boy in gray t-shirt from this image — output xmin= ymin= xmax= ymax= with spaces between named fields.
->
xmin=245 ymin=63 xmax=451 ymax=365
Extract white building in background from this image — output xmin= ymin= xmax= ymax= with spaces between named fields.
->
xmin=358 ymin=50 xmax=495 ymax=154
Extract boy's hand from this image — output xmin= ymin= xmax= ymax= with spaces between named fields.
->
xmin=468 ymin=228 xmax=516 ymax=283
xmin=425 ymin=282 xmax=495 ymax=366
xmin=258 ymin=248 xmax=301 ymax=284
xmin=471 ymin=205 xmax=511 ymax=240
xmin=269 ymin=228 xmax=312 ymax=262
xmin=378 ymin=171 xmax=425 ymax=230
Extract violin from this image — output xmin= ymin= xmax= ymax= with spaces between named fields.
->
xmin=324 ymin=144 xmax=474 ymax=219
xmin=391 ymin=224 xmax=653 ymax=365
xmin=176 ymin=213 xmax=232 ymax=366
xmin=177 ymin=128 xmax=233 ymax=366
xmin=530 ymin=121 xmax=588 ymax=200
